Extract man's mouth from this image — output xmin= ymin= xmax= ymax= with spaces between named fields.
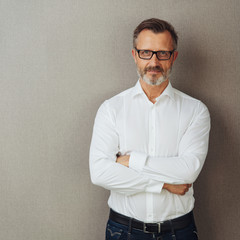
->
xmin=148 ymin=70 xmax=161 ymax=73
xmin=145 ymin=66 xmax=163 ymax=74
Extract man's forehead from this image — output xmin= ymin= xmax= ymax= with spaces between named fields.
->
xmin=136 ymin=29 xmax=174 ymax=50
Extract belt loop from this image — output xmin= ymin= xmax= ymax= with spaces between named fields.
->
xmin=169 ymin=220 xmax=176 ymax=240
xmin=127 ymin=218 xmax=133 ymax=240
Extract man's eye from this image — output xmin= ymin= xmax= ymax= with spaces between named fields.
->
xmin=158 ymin=51 xmax=167 ymax=56
xmin=141 ymin=50 xmax=151 ymax=55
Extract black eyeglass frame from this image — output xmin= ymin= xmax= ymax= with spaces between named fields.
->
xmin=135 ymin=48 xmax=175 ymax=61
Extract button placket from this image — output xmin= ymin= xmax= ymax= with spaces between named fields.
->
xmin=146 ymin=105 xmax=156 ymax=222
xmin=148 ymin=105 xmax=156 ymax=156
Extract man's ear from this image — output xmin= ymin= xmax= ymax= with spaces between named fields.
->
xmin=132 ymin=49 xmax=137 ymax=63
xmin=173 ymin=51 xmax=178 ymax=63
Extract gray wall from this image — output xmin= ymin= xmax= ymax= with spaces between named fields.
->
xmin=0 ymin=0 xmax=239 ymax=239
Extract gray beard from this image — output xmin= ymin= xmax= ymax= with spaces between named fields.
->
xmin=137 ymin=67 xmax=172 ymax=86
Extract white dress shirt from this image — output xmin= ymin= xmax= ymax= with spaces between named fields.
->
xmin=89 ymin=80 xmax=210 ymax=222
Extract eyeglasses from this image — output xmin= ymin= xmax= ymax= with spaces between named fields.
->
xmin=135 ymin=48 xmax=175 ymax=61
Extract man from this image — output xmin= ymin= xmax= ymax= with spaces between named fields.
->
xmin=90 ymin=18 xmax=210 ymax=240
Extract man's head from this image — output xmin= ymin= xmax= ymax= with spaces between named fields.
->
xmin=132 ymin=18 xmax=178 ymax=86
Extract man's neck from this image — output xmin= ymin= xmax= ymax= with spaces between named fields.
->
xmin=140 ymin=78 xmax=169 ymax=103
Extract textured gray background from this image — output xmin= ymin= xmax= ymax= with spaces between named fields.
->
xmin=0 ymin=0 xmax=239 ymax=239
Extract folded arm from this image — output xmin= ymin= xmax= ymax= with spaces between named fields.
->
xmin=116 ymin=155 xmax=192 ymax=195
xmin=89 ymin=101 xmax=164 ymax=195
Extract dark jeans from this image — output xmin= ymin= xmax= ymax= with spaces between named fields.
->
xmin=105 ymin=219 xmax=198 ymax=240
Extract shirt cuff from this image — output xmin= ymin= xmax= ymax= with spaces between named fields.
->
xmin=129 ymin=151 xmax=148 ymax=172
xmin=145 ymin=179 xmax=164 ymax=194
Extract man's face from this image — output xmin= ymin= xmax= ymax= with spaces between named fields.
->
xmin=132 ymin=29 xmax=178 ymax=86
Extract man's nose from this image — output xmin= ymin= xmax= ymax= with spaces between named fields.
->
xmin=149 ymin=53 xmax=160 ymax=65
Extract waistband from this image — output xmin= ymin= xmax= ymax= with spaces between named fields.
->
xmin=109 ymin=209 xmax=194 ymax=234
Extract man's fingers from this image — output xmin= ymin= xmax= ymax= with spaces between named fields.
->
xmin=184 ymin=184 xmax=192 ymax=193
xmin=164 ymin=183 xmax=192 ymax=195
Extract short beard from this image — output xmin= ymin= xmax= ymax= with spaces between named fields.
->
xmin=137 ymin=66 xmax=172 ymax=86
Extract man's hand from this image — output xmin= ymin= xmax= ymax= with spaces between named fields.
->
xmin=163 ymin=183 xmax=192 ymax=195
xmin=116 ymin=155 xmax=130 ymax=167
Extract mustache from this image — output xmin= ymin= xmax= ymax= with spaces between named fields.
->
xmin=144 ymin=66 xmax=163 ymax=73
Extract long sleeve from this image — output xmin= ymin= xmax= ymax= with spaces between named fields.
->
xmin=129 ymin=102 xmax=211 ymax=184
xmin=89 ymin=101 xmax=163 ymax=195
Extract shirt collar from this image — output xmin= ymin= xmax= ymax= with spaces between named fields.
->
xmin=131 ymin=80 xmax=145 ymax=97
xmin=156 ymin=81 xmax=175 ymax=101
xmin=131 ymin=79 xmax=175 ymax=101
